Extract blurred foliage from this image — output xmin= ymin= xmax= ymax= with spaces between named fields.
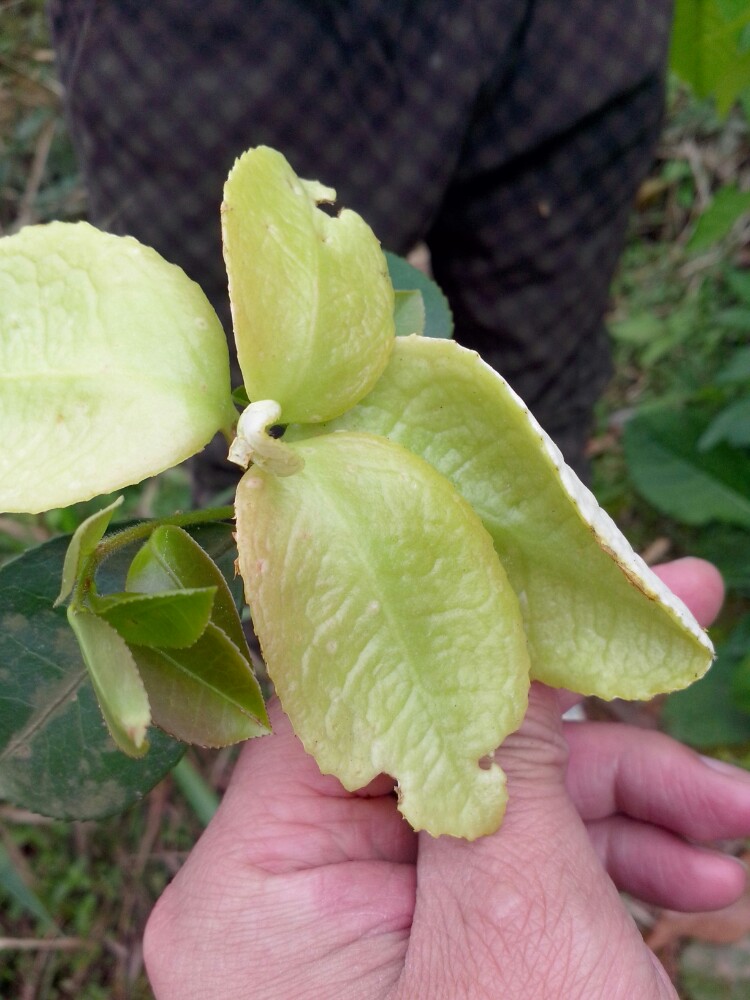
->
xmin=671 ymin=0 xmax=750 ymax=116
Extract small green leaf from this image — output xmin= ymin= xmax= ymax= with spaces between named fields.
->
xmin=385 ymin=251 xmax=453 ymax=339
xmin=67 ymin=608 xmax=151 ymax=757
xmin=56 ymin=496 xmax=124 ymax=606
xmin=624 ymin=407 xmax=750 ymax=528
xmin=130 ymin=623 xmax=269 ymax=746
xmin=698 ymin=396 xmax=750 ymax=449
xmin=222 ymin=146 xmax=394 ymax=423
xmin=688 ymin=185 xmax=750 ymax=251
xmin=393 ymin=290 xmax=425 ymax=338
xmin=237 ymin=430 xmax=531 ymax=839
xmin=126 ymin=525 xmax=252 ymax=662
xmin=0 ymin=222 xmax=236 ymax=514
xmin=94 ymin=587 xmax=217 ymax=648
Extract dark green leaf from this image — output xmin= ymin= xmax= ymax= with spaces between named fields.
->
xmin=699 ymin=396 xmax=750 ymax=448
xmin=691 ymin=526 xmax=750 ymax=593
xmin=94 ymin=587 xmax=217 ymax=648
xmin=663 ymin=615 xmax=750 ymax=748
xmin=232 ymin=385 xmax=251 ymax=407
xmin=131 ymin=623 xmax=268 ymax=746
xmin=393 ymin=289 xmax=425 ymax=338
xmin=730 ymin=652 xmax=750 ymax=713
xmin=0 ymin=535 xmax=184 ymax=819
xmin=624 ymin=408 xmax=750 ymax=528
xmin=384 ymin=251 xmax=453 ymax=339
xmin=688 ymin=185 xmax=750 ymax=251
xmin=725 ymin=265 xmax=750 ymax=305
xmin=717 ymin=345 xmax=750 ymax=384
xmin=55 ymin=496 xmax=123 ymax=606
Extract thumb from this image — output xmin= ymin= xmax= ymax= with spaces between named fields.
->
xmin=398 ymin=684 xmax=669 ymax=998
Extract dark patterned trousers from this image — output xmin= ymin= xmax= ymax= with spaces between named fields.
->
xmin=49 ymin=0 xmax=672 ymax=488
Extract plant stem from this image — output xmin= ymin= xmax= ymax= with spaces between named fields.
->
xmin=94 ymin=505 xmax=235 ymax=562
xmin=72 ymin=505 xmax=235 ymax=607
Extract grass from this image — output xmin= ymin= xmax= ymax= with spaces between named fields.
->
xmin=1 ymin=5 xmax=749 ymax=998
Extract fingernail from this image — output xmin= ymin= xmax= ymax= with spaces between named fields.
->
xmin=700 ymin=755 xmax=750 ymax=783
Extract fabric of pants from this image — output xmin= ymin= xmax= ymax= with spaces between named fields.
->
xmin=48 ymin=0 xmax=673 ymax=490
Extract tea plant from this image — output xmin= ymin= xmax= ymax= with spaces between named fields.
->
xmin=0 ymin=147 xmax=714 ymax=839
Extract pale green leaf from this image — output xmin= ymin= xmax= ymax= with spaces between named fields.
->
xmin=67 ymin=608 xmax=151 ymax=757
xmin=222 ymin=146 xmax=394 ymax=423
xmin=0 ymin=222 xmax=236 ymax=514
xmin=56 ymin=496 xmax=123 ymax=606
xmin=236 ymin=431 xmax=530 ymax=840
xmin=290 ymin=337 xmax=713 ymax=699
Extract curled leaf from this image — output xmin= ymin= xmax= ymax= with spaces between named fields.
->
xmin=67 ymin=608 xmax=151 ymax=757
xmin=292 ymin=336 xmax=713 ymax=700
xmin=222 ymin=147 xmax=394 ymax=423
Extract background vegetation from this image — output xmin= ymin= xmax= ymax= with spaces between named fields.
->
xmin=1 ymin=0 xmax=749 ymax=995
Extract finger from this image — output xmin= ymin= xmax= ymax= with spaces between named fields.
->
xmin=564 ymin=721 xmax=750 ymax=841
xmin=587 ymin=815 xmax=747 ymax=911
xmin=651 ymin=557 xmax=724 ymax=628
xmin=398 ymin=686 xmax=670 ymax=998
xmin=214 ymin=699 xmax=417 ymax=871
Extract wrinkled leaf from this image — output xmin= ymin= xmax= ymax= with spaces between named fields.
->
xmin=130 ymin=623 xmax=269 ymax=747
xmin=0 ymin=222 xmax=236 ymax=513
xmin=237 ymin=430 xmax=530 ymax=839
xmin=222 ymin=146 xmax=394 ymax=422
xmin=624 ymin=407 xmax=750 ymax=528
xmin=94 ymin=587 xmax=217 ymax=648
xmin=0 ymin=535 xmax=184 ymax=819
xmin=68 ymin=607 xmax=151 ymax=757
xmin=56 ymin=495 xmax=123 ymax=606
xmin=385 ymin=251 xmax=453 ymax=339
xmin=290 ymin=336 xmax=713 ymax=699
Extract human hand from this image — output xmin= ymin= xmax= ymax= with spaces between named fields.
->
xmin=145 ymin=558 xmax=749 ymax=999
